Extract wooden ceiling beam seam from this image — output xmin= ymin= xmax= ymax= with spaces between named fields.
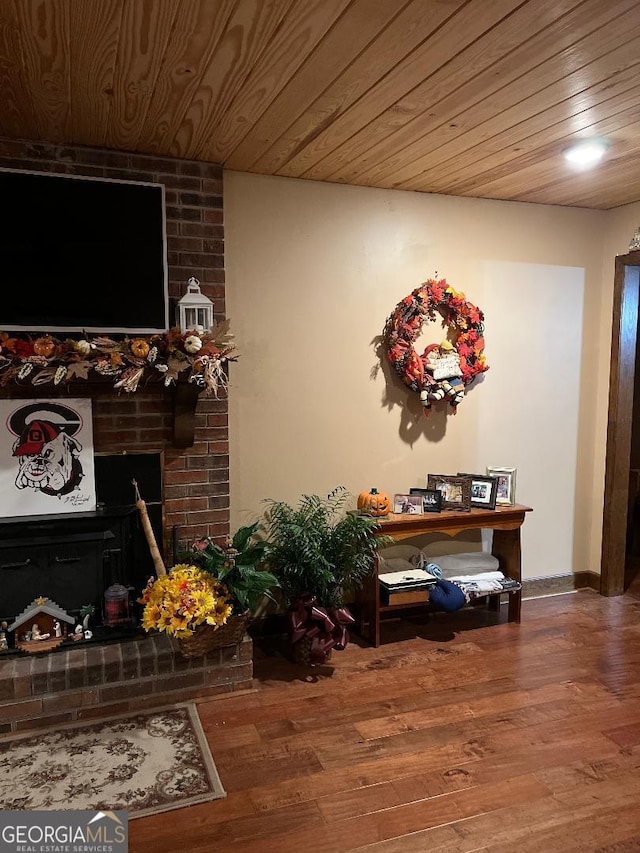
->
xmin=13 ymin=0 xmax=71 ymax=143
xmin=294 ymin=0 xmax=584 ymax=184
xmin=195 ymin=0 xmax=353 ymax=163
xmin=134 ymin=0 xmax=238 ymax=157
xmin=429 ymin=87 xmax=640 ymax=197
xmin=222 ymin=0 xmax=412 ymax=171
xmin=274 ymin=0 xmax=515 ymax=179
xmin=241 ymin=0 xmax=468 ymax=175
xmin=410 ymin=69 xmax=640 ymax=194
xmin=327 ymin=0 xmax=640 ymax=192
xmin=1 ymin=0 xmax=639 ymax=208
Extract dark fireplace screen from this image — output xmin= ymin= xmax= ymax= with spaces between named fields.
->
xmin=0 ymin=452 xmax=163 ymax=624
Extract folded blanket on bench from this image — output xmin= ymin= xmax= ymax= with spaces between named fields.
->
xmin=447 ymin=571 xmax=505 ymax=589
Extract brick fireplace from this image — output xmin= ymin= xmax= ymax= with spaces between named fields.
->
xmin=0 ymin=138 xmax=229 ymax=555
xmin=0 ymin=136 xmax=230 ymax=563
xmin=0 ymin=139 xmax=253 ymax=730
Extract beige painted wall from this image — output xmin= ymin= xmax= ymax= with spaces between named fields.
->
xmin=225 ymin=171 xmax=610 ymax=580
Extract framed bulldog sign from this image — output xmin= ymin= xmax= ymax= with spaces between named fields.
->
xmin=0 ymin=399 xmax=96 ymax=518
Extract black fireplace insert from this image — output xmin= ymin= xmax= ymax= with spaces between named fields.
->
xmin=0 ymin=452 xmax=163 ymax=626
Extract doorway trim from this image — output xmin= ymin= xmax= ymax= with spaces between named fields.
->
xmin=601 ymin=250 xmax=640 ymax=595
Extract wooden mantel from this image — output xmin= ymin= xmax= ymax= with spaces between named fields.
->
xmin=1 ymin=378 xmax=202 ymax=449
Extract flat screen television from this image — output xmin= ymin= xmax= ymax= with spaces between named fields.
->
xmin=0 ymin=168 xmax=168 ymax=333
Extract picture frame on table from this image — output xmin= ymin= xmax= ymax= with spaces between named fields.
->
xmin=393 ymin=493 xmax=424 ymax=515
xmin=457 ymin=472 xmax=498 ymax=510
xmin=426 ymin=474 xmax=472 ymax=512
xmin=486 ymin=466 xmax=517 ymax=505
xmin=409 ymin=487 xmax=442 ymax=513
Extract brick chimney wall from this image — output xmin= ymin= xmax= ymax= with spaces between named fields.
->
xmin=0 ymin=138 xmax=229 ymax=556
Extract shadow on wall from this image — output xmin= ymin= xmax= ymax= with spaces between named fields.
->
xmin=371 ymin=333 xmax=485 ymax=445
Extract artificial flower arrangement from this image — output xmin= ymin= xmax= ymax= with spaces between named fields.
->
xmin=384 ymin=277 xmax=488 ymax=414
xmin=0 ymin=321 xmax=236 ymax=395
xmin=139 ymin=564 xmax=232 ymax=639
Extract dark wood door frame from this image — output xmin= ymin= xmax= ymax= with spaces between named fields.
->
xmin=601 ymin=250 xmax=640 ymax=595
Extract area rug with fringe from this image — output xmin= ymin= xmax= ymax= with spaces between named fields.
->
xmin=0 ymin=703 xmax=225 ymax=819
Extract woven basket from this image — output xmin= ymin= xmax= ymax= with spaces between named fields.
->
xmin=177 ymin=613 xmax=248 ymax=659
xmin=291 ymin=635 xmax=332 ymax=666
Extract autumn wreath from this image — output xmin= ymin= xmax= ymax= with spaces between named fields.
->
xmin=384 ymin=278 xmax=488 ymax=413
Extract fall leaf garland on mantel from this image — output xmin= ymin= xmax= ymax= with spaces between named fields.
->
xmin=384 ymin=277 xmax=489 ymax=414
xmin=0 ymin=322 xmax=237 ymax=395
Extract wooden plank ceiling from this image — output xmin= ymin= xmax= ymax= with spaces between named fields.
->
xmin=1 ymin=0 xmax=640 ymax=209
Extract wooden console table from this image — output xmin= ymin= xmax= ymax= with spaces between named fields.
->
xmin=358 ymin=503 xmax=533 ymax=647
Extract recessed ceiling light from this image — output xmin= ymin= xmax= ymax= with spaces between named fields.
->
xmin=563 ymin=140 xmax=609 ymax=168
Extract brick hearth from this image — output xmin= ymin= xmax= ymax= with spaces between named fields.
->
xmin=0 ymin=634 xmax=253 ymax=734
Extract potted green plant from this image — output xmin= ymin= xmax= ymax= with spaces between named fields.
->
xmin=263 ymin=486 xmax=391 ymax=664
xmin=188 ymin=521 xmax=280 ymax=616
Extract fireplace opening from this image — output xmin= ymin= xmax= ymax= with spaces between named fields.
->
xmin=94 ymin=450 xmax=164 ymax=594
xmin=0 ymin=452 xmax=163 ymax=651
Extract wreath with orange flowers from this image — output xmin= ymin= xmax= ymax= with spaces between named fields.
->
xmin=384 ymin=278 xmax=488 ymax=413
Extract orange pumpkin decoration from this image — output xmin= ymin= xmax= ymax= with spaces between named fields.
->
xmin=131 ymin=338 xmax=150 ymax=358
xmin=357 ymin=488 xmax=391 ymax=517
xmin=33 ymin=336 xmax=56 ymax=358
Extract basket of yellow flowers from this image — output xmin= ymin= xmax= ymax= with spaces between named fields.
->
xmin=139 ymin=563 xmax=243 ymax=658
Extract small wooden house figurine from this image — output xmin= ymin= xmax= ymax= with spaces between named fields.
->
xmin=9 ymin=596 xmax=75 ymax=654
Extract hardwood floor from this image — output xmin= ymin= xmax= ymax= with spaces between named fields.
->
xmin=130 ymin=584 xmax=640 ymax=852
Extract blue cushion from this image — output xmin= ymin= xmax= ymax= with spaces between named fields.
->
xmin=429 ymin=580 xmax=467 ymax=612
